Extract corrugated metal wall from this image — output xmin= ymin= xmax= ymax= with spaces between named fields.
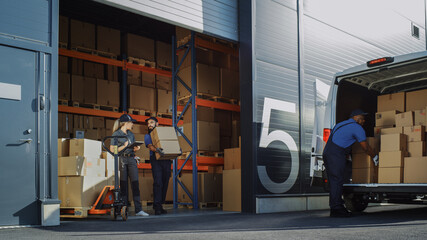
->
xmin=253 ymin=0 xmax=426 ymax=208
xmin=95 ymin=0 xmax=238 ymax=41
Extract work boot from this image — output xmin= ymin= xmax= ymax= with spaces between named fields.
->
xmin=154 ymin=209 xmax=162 ymax=215
xmin=330 ymin=208 xmax=352 ymax=218
xmin=160 ymin=207 xmax=167 ymax=214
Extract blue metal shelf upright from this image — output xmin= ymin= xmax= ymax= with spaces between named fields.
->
xmin=172 ymin=32 xmax=199 ymax=209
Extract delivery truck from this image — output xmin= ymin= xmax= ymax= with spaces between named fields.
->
xmin=311 ymin=51 xmax=427 ymax=212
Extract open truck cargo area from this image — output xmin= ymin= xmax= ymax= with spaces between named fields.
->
xmin=317 ymin=51 xmax=427 ymax=212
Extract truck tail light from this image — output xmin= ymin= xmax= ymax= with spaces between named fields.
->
xmin=323 ymin=128 xmax=331 ymax=143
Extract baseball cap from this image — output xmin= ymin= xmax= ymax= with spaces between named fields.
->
xmin=120 ymin=114 xmax=137 ymax=123
xmin=350 ymin=109 xmax=368 ymax=117
xmin=145 ymin=117 xmax=158 ymax=123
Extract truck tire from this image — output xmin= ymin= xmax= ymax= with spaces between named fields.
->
xmin=344 ymin=194 xmax=368 ymax=212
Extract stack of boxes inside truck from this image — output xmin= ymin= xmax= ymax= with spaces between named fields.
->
xmin=352 ymin=89 xmax=427 ymax=184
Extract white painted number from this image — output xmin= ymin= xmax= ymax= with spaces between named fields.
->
xmin=258 ymin=98 xmax=299 ymax=193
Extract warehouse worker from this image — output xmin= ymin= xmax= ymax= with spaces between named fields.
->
xmin=323 ymin=109 xmax=378 ymax=217
xmin=144 ymin=117 xmax=171 ymax=215
xmin=111 ymin=114 xmax=149 ymax=217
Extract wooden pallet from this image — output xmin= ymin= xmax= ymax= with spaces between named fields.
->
xmin=72 ymin=101 xmax=101 ymax=110
xmin=99 ymin=105 xmax=119 ymax=112
xmin=128 ymin=108 xmax=156 ymax=117
xmin=157 ymin=112 xmax=173 ymax=119
xmin=58 ymin=99 xmax=69 ymax=106
xmin=127 ymin=56 xmax=156 ymax=68
xmin=58 ymin=42 xmax=68 ymax=49
xmin=70 ymin=46 xmax=118 ymax=59
xmin=60 ymin=207 xmax=91 ymax=218
xmin=157 ymin=65 xmax=172 ymax=71
xmin=180 ymin=151 xmax=224 ymax=159
xmin=178 ymin=93 xmax=239 ymax=105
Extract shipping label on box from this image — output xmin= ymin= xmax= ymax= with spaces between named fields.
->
xmin=407 ymin=141 xmax=426 ymax=157
xmin=380 ymin=133 xmax=407 ymax=152
xmin=403 ymin=125 xmax=426 ymax=142
xmin=377 ymin=92 xmax=405 ymax=112
xmin=404 ymin=157 xmax=427 ymax=183
xmin=414 ymin=108 xmax=426 ymax=126
xmin=376 ymin=110 xmax=400 ymax=127
xmin=395 ymin=111 xmax=414 ymax=127
xmin=378 ymin=151 xmax=406 ymax=168
xmin=352 ymin=137 xmax=380 ymax=154
xmin=378 ymin=167 xmax=403 ymax=183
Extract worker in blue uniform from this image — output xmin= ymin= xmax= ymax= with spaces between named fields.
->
xmin=323 ymin=109 xmax=378 ymax=217
xmin=144 ymin=117 xmax=171 ymax=215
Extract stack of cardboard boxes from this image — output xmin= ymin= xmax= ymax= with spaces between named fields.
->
xmin=354 ymin=89 xmax=427 ymax=184
xmin=223 ymin=138 xmax=242 ymax=211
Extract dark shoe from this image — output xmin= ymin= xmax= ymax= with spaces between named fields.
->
xmin=330 ymin=208 xmax=352 ymax=218
xmin=154 ymin=210 xmax=162 ymax=215
xmin=160 ymin=208 xmax=167 ymax=214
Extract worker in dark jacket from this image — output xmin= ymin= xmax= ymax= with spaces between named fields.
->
xmin=144 ymin=117 xmax=171 ymax=215
xmin=323 ymin=109 xmax=378 ymax=217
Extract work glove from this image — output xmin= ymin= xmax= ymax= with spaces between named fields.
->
xmin=156 ymin=148 xmax=165 ymax=157
xmin=372 ymin=155 xmax=379 ymax=167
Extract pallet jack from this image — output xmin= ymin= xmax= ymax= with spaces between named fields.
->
xmin=87 ymin=135 xmax=132 ymax=221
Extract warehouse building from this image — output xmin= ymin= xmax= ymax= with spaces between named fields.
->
xmin=0 ymin=0 xmax=425 ymax=226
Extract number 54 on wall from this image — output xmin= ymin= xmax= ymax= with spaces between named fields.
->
xmin=258 ymin=97 xmax=299 ymax=193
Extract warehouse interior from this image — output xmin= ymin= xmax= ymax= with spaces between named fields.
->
xmin=57 ymin=0 xmax=241 ymax=218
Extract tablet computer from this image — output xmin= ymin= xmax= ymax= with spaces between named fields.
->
xmin=128 ymin=141 xmax=144 ymax=149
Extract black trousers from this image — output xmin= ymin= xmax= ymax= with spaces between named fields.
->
xmin=150 ymin=155 xmax=172 ymax=210
xmin=119 ymin=156 xmax=142 ymax=213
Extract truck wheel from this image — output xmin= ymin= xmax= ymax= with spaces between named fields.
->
xmin=344 ymin=194 xmax=368 ymax=212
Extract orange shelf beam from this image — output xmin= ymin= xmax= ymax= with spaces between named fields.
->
xmin=195 ymin=38 xmax=238 ymax=57
xmin=137 ymin=162 xmax=209 ymax=171
xmin=177 ymin=98 xmax=240 ymax=112
xmin=126 ymin=63 xmax=171 ymax=77
xmin=59 ymin=48 xmax=124 ymax=67
xmin=58 ymin=105 xmax=179 ymax=126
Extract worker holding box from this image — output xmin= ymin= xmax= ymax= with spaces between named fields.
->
xmin=323 ymin=109 xmax=378 ymax=217
xmin=144 ymin=117 xmax=171 ymax=215
xmin=111 ymin=114 xmax=149 ymax=217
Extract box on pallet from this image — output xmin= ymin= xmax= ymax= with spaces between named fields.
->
xmin=183 ymin=106 xmax=215 ymax=124
xmin=71 ymin=75 xmax=97 ymax=104
xmin=406 ymin=89 xmax=427 ymax=111
xmin=378 ymin=167 xmax=403 ymax=183
xmin=377 ymin=92 xmax=405 ymax=112
xmin=69 ymin=139 xmax=102 ymax=158
xmin=150 ymin=127 xmax=181 ymax=160
xmin=72 ymin=59 xmax=84 ymax=75
xmin=177 ymin=47 xmax=212 ymax=69
xmin=395 ymin=111 xmax=414 ymax=127
xmin=157 ymin=89 xmax=172 ymax=114
xmin=403 ymin=125 xmax=425 ymax=142
xmin=407 ymin=141 xmax=426 ymax=157
xmin=220 ymin=68 xmax=239 ymax=99
xmin=58 ymin=176 xmax=107 ymax=207
xmin=142 ymin=72 xmax=155 ymax=88
xmin=58 ymin=156 xmax=106 ymax=177
xmin=215 ymin=109 xmax=232 ymax=137
xmin=84 ymin=62 xmax=104 ymax=79
xmin=59 ymin=72 xmax=70 ymax=100
xmin=107 ymin=65 xmax=118 ymax=82
xmin=378 ymin=151 xmax=407 ymax=168
xmin=179 ymin=121 xmax=220 ymax=152
xmin=96 ymin=26 xmax=120 ymax=56
xmin=156 ymin=41 xmax=172 ymax=68
xmin=124 ymin=33 xmax=155 ymax=61
xmin=404 ymin=157 xmax=427 ymax=183
xmin=127 ymin=69 xmax=141 ymax=86
xmin=375 ymin=110 xmax=400 ymax=127
xmin=381 ymin=127 xmax=403 ymax=135
xmin=223 ymin=169 xmax=241 ymax=212
xmin=97 ymin=79 xmax=119 ymax=107
xmin=380 ymin=133 xmax=407 ymax=152
xmin=156 ymin=75 xmax=172 ymax=91
xmin=128 ymin=85 xmax=156 ymax=111
xmin=177 ymin=63 xmax=220 ymax=97
xmin=58 ymin=138 xmax=70 ymax=157
xmin=70 ymin=19 xmax=95 ymax=49
xmin=224 ymin=148 xmax=241 ymax=170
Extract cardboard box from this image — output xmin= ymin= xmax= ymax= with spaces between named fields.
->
xmin=403 ymin=125 xmax=426 ymax=142
xmin=224 ymin=148 xmax=241 ymax=170
xmin=223 ymin=169 xmax=241 ymax=212
xmin=406 ymin=89 xmax=427 ymax=111
xmin=414 ymin=108 xmax=427 ymax=126
xmin=221 ymin=136 xmax=232 ymax=150
xmin=177 ymin=63 xmax=220 ymax=97
xmin=71 ymin=75 xmax=85 ymax=103
xmin=373 ymin=127 xmax=382 ymax=138
xmin=352 ymin=137 xmax=380 ymax=154
xmin=378 ymin=167 xmax=403 ymax=183
xmin=380 ymin=133 xmax=407 ymax=152
xmin=352 ymin=153 xmax=374 ymax=169
xmin=395 ymin=111 xmax=414 ymax=127
xmin=407 ymin=141 xmax=426 ymax=157
xmin=84 ymin=62 xmax=104 ymax=79
xmin=58 ymin=138 xmax=70 ymax=157
xmin=231 ymin=120 xmax=241 ymax=148
xmin=177 ymin=47 xmax=212 ymax=69
xmin=183 ymin=106 xmax=215 ymax=124
xmin=124 ymin=33 xmax=155 ymax=61
xmin=97 ymin=79 xmax=120 ymax=107
xmin=220 ymin=68 xmax=239 ymax=99
xmin=157 ymin=89 xmax=172 ymax=114
xmin=156 ymin=75 xmax=172 ymax=91
xmin=381 ymin=127 xmax=403 ymax=135
xmin=59 ymin=56 xmax=68 ymax=73
xmin=208 ymin=166 xmax=224 ymax=174
xmin=128 ymin=85 xmax=156 ymax=111
xmin=59 ymin=15 xmax=68 ymax=44
xmin=132 ymin=124 xmax=147 ymax=134
xmin=107 ymin=65 xmax=119 ymax=82
xmin=96 ymin=26 xmax=120 ymax=56
xmin=72 ymin=58 xmax=84 ymax=75
xmin=404 ymin=157 xmax=427 ymax=183
xmin=59 ymin=72 xmax=70 ymax=100
xmin=352 ymin=167 xmax=377 ymax=184
xmin=377 ymin=92 xmax=405 ymax=112
xmin=69 ymin=139 xmax=102 ymax=158
xmin=180 ymin=121 xmax=220 ymax=152
xmin=150 ymin=127 xmax=181 ymax=160
xmin=58 ymin=176 xmax=107 ymax=207
xmin=142 ymin=72 xmax=155 ymax=88
xmin=178 ymin=173 xmax=223 ymax=203
xmin=376 ymin=110 xmax=400 ymax=127
xmin=70 ymin=19 xmax=95 ymax=49
xmin=379 ymin=151 xmax=406 ymax=168
xmin=212 ymin=51 xmax=230 ymax=69
xmin=105 ymin=119 xmax=115 ymax=130
xmin=215 ymin=109 xmax=232 ymax=137
xmin=127 ymin=69 xmax=141 ymax=86
xmin=58 ymin=156 xmax=106 ymax=177
xmin=156 ymin=41 xmax=172 ymax=68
